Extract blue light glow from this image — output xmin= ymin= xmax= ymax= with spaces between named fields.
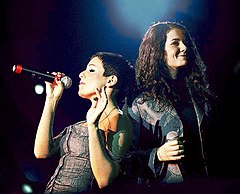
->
xmin=104 ymin=0 xmax=204 ymax=38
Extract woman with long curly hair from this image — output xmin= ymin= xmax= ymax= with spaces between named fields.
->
xmin=123 ymin=21 xmax=217 ymax=189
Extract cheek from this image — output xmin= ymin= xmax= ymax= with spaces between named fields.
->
xmin=165 ymin=48 xmax=174 ymax=56
xmin=165 ymin=51 xmax=175 ymax=62
xmin=168 ymin=49 xmax=176 ymax=56
xmin=78 ymin=86 xmax=96 ymax=99
xmin=90 ymin=80 xmax=106 ymax=92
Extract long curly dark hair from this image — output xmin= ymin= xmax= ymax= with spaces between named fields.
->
xmin=136 ymin=21 xmax=215 ymax=111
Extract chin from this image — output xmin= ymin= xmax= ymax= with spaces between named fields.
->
xmin=78 ymin=92 xmax=90 ymax=99
xmin=178 ymin=62 xmax=187 ymax=67
xmin=78 ymin=91 xmax=84 ymax=97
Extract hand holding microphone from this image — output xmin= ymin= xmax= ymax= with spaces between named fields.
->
xmin=157 ymin=131 xmax=184 ymax=162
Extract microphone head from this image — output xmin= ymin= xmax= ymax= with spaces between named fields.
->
xmin=61 ymin=76 xmax=72 ymax=89
xmin=166 ymin=131 xmax=178 ymax=141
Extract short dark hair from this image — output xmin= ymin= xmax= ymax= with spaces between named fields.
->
xmin=91 ymin=52 xmax=135 ymax=105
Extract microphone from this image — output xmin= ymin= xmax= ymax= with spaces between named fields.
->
xmin=166 ymin=131 xmax=185 ymax=182
xmin=166 ymin=131 xmax=178 ymax=142
xmin=12 ymin=64 xmax=72 ymax=89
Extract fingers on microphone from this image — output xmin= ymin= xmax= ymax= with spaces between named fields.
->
xmin=169 ymin=145 xmax=184 ymax=156
xmin=51 ymin=72 xmax=65 ymax=76
xmin=178 ymin=149 xmax=184 ymax=155
xmin=169 ymin=151 xmax=184 ymax=161
xmin=167 ymin=139 xmax=178 ymax=145
xmin=179 ymin=144 xmax=184 ymax=150
xmin=170 ymin=155 xmax=184 ymax=161
xmin=177 ymin=137 xmax=185 ymax=144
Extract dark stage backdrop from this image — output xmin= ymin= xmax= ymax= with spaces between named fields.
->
xmin=1 ymin=0 xmax=240 ymax=193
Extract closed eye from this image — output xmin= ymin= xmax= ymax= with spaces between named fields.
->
xmin=89 ymin=69 xmax=95 ymax=72
xmin=86 ymin=63 xmax=97 ymax=72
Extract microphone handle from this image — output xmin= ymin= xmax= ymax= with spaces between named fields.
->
xmin=22 ymin=67 xmax=55 ymax=80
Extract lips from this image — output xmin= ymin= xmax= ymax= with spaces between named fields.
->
xmin=177 ymin=55 xmax=186 ymax=59
xmin=178 ymin=53 xmax=186 ymax=56
xmin=79 ymin=81 xmax=85 ymax=85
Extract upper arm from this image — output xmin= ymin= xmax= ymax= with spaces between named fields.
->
xmin=48 ymin=127 xmax=67 ymax=156
xmin=107 ymin=115 xmax=132 ymax=158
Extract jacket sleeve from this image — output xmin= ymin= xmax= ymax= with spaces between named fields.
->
xmin=121 ymin=100 xmax=165 ymax=179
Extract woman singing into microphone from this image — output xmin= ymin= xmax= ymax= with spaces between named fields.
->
xmin=34 ymin=52 xmax=134 ymax=193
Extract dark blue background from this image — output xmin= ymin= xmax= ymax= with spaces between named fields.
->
xmin=1 ymin=0 xmax=240 ymax=193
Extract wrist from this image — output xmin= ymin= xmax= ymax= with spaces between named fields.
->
xmin=45 ymin=98 xmax=59 ymax=111
xmin=157 ymin=147 xmax=164 ymax=161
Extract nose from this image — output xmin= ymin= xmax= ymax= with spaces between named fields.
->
xmin=79 ymin=71 xmax=85 ymax=79
xmin=180 ymin=41 xmax=187 ymax=52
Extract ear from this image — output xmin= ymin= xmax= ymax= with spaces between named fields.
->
xmin=106 ymin=75 xmax=118 ymax=87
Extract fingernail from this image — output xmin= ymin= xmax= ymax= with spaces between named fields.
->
xmin=93 ymin=97 xmax=98 ymax=101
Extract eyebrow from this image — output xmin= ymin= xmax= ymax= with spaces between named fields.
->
xmin=171 ymin=38 xmax=181 ymax=41
xmin=87 ymin=64 xmax=97 ymax=67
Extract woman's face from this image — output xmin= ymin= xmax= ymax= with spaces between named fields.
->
xmin=78 ymin=56 xmax=108 ymax=99
xmin=164 ymin=28 xmax=188 ymax=70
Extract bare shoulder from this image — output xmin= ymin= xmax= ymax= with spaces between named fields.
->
xmin=116 ymin=111 xmax=132 ymax=132
xmin=108 ymin=111 xmax=132 ymax=154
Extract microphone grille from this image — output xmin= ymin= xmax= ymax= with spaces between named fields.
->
xmin=166 ymin=131 xmax=178 ymax=141
xmin=61 ymin=76 xmax=72 ymax=89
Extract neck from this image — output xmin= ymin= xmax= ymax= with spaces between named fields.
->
xmin=167 ymin=65 xmax=187 ymax=80
xmin=98 ymin=99 xmax=119 ymax=126
xmin=104 ymin=98 xmax=118 ymax=113
xmin=168 ymin=67 xmax=178 ymax=79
